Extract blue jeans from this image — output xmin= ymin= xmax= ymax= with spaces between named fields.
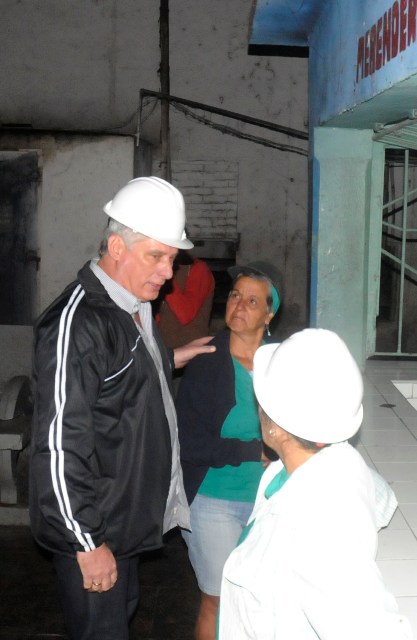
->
xmin=182 ymin=493 xmax=253 ymax=596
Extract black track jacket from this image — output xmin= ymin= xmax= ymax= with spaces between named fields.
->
xmin=30 ymin=263 xmax=173 ymax=558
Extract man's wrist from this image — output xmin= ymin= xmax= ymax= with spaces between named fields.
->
xmin=73 ymin=534 xmax=106 ymax=553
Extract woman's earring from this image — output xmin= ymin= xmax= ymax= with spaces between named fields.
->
xmin=269 ymin=428 xmax=275 ymax=437
xmin=265 ymin=324 xmax=271 ymax=337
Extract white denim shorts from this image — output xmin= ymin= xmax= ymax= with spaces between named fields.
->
xmin=182 ymin=493 xmax=254 ymax=596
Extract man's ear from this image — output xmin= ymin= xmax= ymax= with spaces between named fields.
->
xmin=107 ymin=234 xmax=127 ymax=262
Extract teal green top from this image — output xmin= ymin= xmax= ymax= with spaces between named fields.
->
xmin=237 ymin=466 xmax=290 ymax=545
xmin=198 ymin=357 xmax=263 ymax=502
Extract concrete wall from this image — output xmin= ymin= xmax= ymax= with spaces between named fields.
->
xmin=0 ymin=132 xmax=133 ymax=390
xmin=151 ymin=108 xmax=309 ymax=335
xmin=0 ymin=0 xmax=309 ymax=339
xmin=169 ymin=2 xmax=309 ymax=335
xmin=36 ymin=135 xmax=134 ymax=309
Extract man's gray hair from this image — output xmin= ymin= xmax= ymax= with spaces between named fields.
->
xmin=99 ymin=218 xmax=147 ymax=257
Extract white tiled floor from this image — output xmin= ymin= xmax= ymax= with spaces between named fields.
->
xmin=361 ymin=359 xmax=417 ymax=634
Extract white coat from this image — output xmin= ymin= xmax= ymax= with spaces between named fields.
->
xmin=218 ymin=442 xmax=413 ymax=640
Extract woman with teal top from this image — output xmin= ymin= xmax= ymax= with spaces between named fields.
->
xmin=217 ymin=329 xmax=411 ymax=640
xmin=176 ymin=261 xmax=281 ymax=640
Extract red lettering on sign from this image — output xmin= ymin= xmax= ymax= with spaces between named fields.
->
xmin=409 ymin=0 xmax=417 ymax=44
xmin=383 ymin=9 xmax=392 ymax=63
xmin=370 ymin=25 xmax=377 ymax=73
xmin=392 ymin=1 xmax=400 ymax=57
xmin=357 ymin=0 xmax=417 ymax=83
xmin=400 ymin=0 xmax=408 ymax=50
xmin=376 ymin=17 xmax=383 ymax=69
xmin=364 ymin=30 xmax=370 ymax=76
xmin=357 ymin=36 xmax=365 ymax=81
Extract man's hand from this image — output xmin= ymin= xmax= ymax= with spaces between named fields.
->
xmin=173 ymin=336 xmax=216 ymax=369
xmin=76 ymin=543 xmax=118 ymax=593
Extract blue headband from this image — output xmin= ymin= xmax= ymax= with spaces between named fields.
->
xmin=271 ymin=286 xmax=280 ymax=315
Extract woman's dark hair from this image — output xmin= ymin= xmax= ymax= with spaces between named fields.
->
xmin=259 ymin=407 xmax=329 ymax=452
xmin=232 ymin=273 xmax=273 ymax=313
xmin=291 ymin=434 xmax=330 ymax=452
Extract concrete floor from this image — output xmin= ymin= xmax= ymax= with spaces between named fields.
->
xmin=0 ymin=527 xmax=199 ymax=640
xmin=357 ymin=358 xmax=417 ymax=635
xmin=2 ymin=358 xmax=417 ymax=638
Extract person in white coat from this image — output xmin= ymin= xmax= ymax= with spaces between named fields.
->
xmin=217 ymin=328 xmax=413 ymax=640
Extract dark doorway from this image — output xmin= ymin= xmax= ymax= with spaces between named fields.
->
xmin=0 ymin=151 xmax=40 ymax=325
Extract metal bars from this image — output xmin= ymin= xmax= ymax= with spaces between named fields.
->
xmin=375 ymin=148 xmax=417 ymax=356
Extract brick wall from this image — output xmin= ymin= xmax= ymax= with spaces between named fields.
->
xmin=171 ymin=160 xmax=238 ymax=239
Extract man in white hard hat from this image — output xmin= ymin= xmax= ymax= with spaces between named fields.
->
xmin=30 ymin=177 xmax=215 ymax=640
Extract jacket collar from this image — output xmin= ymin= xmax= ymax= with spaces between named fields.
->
xmin=77 ymin=261 xmax=120 ymax=310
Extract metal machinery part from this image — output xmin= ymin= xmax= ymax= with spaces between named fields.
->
xmin=0 ymin=375 xmax=32 ymax=504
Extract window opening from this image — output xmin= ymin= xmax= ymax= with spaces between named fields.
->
xmin=375 ymin=148 xmax=417 ymax=356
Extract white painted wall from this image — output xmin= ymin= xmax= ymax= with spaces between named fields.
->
xmin=37 ymin=135 xmax=134 ymax=309
xmin=170 ymin=160 xmax=239 ymax=238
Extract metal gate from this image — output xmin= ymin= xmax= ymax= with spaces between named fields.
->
xmin=375 ymin=147 xmax=417 ymax=356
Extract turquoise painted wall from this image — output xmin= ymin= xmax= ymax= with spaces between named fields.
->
xmin=310 ymin=127 xmax=382 ymax=368
xmin=251 ymin=0 xmax=414 ymax=365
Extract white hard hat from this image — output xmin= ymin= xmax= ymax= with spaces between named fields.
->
xmin=103 ymin=176 xmax=193 ymax=250
xmin=253 ymin=328 xmax=364 ymax=444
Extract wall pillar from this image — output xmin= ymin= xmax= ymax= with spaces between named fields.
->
xmin=310 ymin=126 xmax=382 ymax=369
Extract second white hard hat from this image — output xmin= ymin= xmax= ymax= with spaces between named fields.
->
xmin=104 ymin=176 xmax=193 ymax=250
xmin=253 ymin=328 xmax=364 ymax=444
